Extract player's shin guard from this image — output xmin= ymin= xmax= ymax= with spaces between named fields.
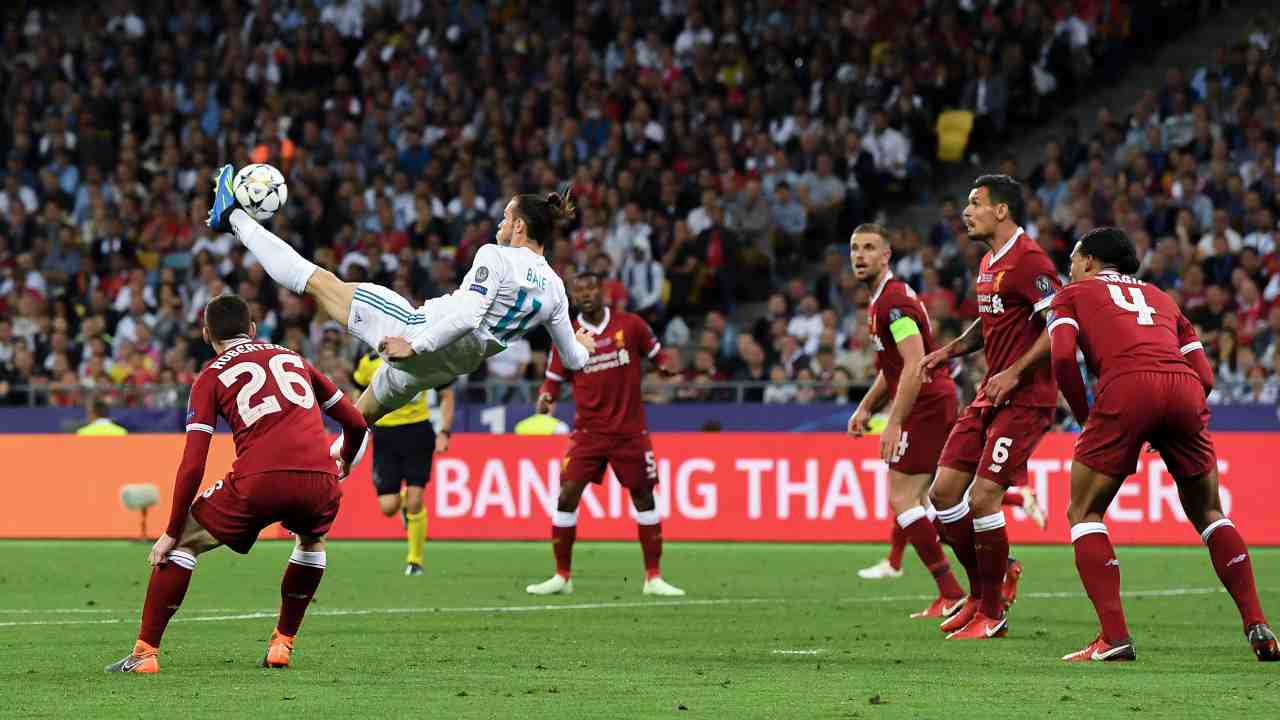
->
xmin=973 ymin=512 xmax=1010 ymax=618
xmin=888 ymin=522 xmax=907 ymax=571
xmin=1202 ymin=519 xmax=1267 ymax=630
xmin=552 ymin=510 xmax=577 ymax=579
xmin=936 ymin=499 xmax=978 ymax=596
xmin=899 ymin=506 xmax=965 ymax=599
xmin=1071 ymin=522 xmax=1130 ymax=643
xmin=277 ymin=549 xmax=326 ymax=637
xmin=229 ymin=209 xmax=317 ymax=294
xmin=405 ymin=509 xmax=426 ymax=566
xmin=138 ymin=551 xmax=197 ymax=647
xmin=636 ymin=509 xmax=663 ymax=580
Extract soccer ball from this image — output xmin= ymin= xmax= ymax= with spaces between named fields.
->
xmin=233 ymin=163 xmax=288 ymax=222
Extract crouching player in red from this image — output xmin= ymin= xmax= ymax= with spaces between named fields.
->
xmin=106 ymin=295 xmax=369 ymax=673
xmin=526 ymin=272 xmax=684 ymax=596
xmin=847 ymin=224 xmax=967 ymax=618
xmin=1048 ymin=227 xmax=1278 ymax=662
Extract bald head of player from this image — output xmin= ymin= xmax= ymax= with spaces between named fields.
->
xmin=964 ymin=174 xmax=1024 ymax=246
xmin=496 ymin=184 xmax=578 ymax=253
xmin=849 ymin=223 xmax=891 ymax=285
xmin=1069 ymin=226 xmax=1142 ymax=283
xmin=202 ymin=294 xmax=258 ymax=354
xmin=572 ymin=271 xmax=605 ymax=324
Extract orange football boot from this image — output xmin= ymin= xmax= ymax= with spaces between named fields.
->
xmin=261 ymin=629 xmax=294 ymax=669
xmin=105 ymin=640 xmax=160 ymax=673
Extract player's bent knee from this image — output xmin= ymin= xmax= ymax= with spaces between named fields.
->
xmin=376 ymin=494 xmax=401 ymax=517
xmin=296 ymin=535 xmax=326 ymax=552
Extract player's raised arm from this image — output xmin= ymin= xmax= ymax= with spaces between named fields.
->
xmin=1047 ymin=293 xmax=1090 ymax=424
xmin=1176 ymin=311 xmax=1215 ymax=396
xmin=165 ymin=373 xmax=219 ymax=543
xmin=402 ymin=246 xmax=506 ymax=357
xmin=307 ymin=360 xmax=369 ymax=474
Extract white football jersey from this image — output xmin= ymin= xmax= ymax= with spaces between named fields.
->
xmin=399 ymin=244 xmax=588 ymax=380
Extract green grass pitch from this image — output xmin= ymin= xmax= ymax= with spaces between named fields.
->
xmin=1 ymin=540 xmax=1277 ymax=718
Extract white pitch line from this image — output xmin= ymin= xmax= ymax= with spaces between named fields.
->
xmin=772 ymin=649 xmax=827 ymax=655
xmin=0 ymin=586 xmax=1234 ymax=629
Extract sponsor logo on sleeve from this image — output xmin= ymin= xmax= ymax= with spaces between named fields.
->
xmin=476 ymin=266 xmax=490 ymax=282
xmin=888 ymin=307 xmax=903 ymax=322
xmin=469 ymin=283 xmax=488 ymax=296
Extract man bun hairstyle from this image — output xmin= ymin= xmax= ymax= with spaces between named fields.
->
xmin=204 ymin=293 xmax=253 ymax=342
xmin=1078 ymin=226 xmax=1141 ymax=275
xmin=515 ymin=182 xmax=578 ymax=249
xmin=972 ymin=174 xmax=1026 ymax=226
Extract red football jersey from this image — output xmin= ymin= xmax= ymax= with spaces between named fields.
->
xmin=185 ymin=339 xmax=345 ymax=477
xmin=868 ymin=272 xmax=954 ymax=400
xmin=1049 ymin=271 xmax=1202 ymax=394
xmin=545 ymin=308 xmax=659 ymax=434
xmin=973 ymin=229 xmax=1062 ymax=407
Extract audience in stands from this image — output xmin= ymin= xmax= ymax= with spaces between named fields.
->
xmin=0 ymin=0 xmax=1265 ymax=419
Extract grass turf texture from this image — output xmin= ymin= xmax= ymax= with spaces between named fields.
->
xmin=1 ymin=541 xmax=1276 ymax=719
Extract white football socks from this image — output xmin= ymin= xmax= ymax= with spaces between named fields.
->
xmin=230 ymin=209 xmax=317 ymax=294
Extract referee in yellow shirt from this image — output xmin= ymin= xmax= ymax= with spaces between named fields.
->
xmin=352 ymin=352 xmax=455 ymax=576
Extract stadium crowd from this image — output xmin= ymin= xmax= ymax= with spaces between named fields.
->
xmin=0 ymin=0 xmax=1271 ymax=414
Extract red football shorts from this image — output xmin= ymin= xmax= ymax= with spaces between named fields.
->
xmin=1074 ymin=371 xmax=1216 ymax=480
xmin=191 ymin=470 xmax=343 ymax=554
xmin=888 ymin=391 xmax=958 ymax=476
xmin=561 ymin=431 xmax=658 ymax=491
xmin=938 ymin=403 xmax=1054 ymax=487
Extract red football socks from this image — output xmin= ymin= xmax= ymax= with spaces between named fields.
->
xmin=899 ymin=508 xmax=964 ymax=599
xmin=937 ymin=502 xmax=979 ymax=598
xmin=887 ymin=523 xmax=907 ymax=571
xmin=552 ymin=523 xmax=576 ymax=579
xmin=638 ymin=522 xmax=663 ymax=580
xmin=138 ymin=550 xmax=197 ymax=647
xmin=1071 ymin=523 xmax=1129 ymax=643
xmin=973 ymin=512 xmax=1010 ymax=618
xmin=1204 ymin=520 xmax=1267 ymax=630
xmin=277 ymin=549 xmax=326 ymax=637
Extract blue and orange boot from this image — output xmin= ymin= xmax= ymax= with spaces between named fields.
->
xmin=105 ymin=640 xmax=160 ymax=673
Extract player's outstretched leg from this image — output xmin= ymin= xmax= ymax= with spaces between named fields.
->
xmin=1061 ymin=460 xmax=1135 ymax=661
xmin=1176 ymin=468 xmax=1278 ymax=661
xmin=106 ymin=519 xmax=221 ymax=673
xmin=858 ymin=524 xmax=906 ymax=579
xmin=930 ymin=468 xmax=981 ymax=634
xmin=263 ymin=537 xmax=328 ymax=669
xmin=632 ymin=488 xmax=684 ymax=596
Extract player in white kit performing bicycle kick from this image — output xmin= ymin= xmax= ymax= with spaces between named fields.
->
xmin=207 ymin=165 xmax=595 ymax=425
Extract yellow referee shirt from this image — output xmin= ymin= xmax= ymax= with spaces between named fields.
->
xmin=352 ymin=353 xmax=431 ymax=427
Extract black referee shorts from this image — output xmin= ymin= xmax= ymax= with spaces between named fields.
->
xmin=370 ymin=421 xmax=436 ymax=497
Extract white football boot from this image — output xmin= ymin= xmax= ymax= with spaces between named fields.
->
xmin=526 ymin=574 xmax=573 ymax=595
xmin=642 ymin=576 xmax=686 ymax=596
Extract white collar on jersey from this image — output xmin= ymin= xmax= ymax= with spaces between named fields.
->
xmin=870 ymin=270 xmax=894 ymax=305
xmin=988 ymin=226 xmax=1025 ymax=264
xmin=221 ymin=337 xmax=253 ymax=350
xmin=577 ymin=307 xmax=611 ymax=335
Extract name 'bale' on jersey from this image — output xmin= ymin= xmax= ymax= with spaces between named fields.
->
xmin=185 ymin=339 xmax=346 ymax=477
xmin=868 ymin=272 xmax=954 ymax=399
xmin=1048 ymin=271 xmax=1204 ymax=392
xmin=973 ymin=228 xmax=1062 ymax=407
xmin=546 ymin=308 xmax=660 ymax=435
